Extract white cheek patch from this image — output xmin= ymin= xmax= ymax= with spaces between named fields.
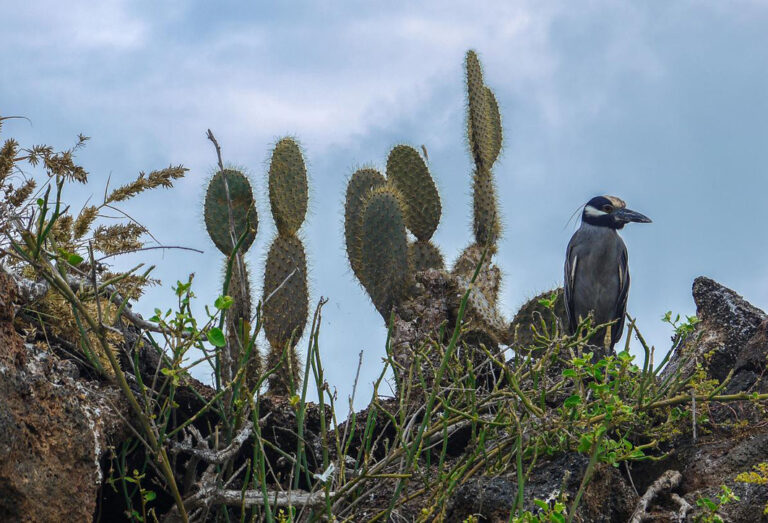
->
xmin=584 ymin=205 xmax=607 ymax=217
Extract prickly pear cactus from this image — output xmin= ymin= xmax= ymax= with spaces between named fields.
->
xmin=464 ymin=50 xmax=503 ymax=249
xmin=345 ymin=168 xmax=387 ymax=283
xmin=262 ymin=233 xmax=308 ymax=395
xmin=386 ymin=145 xmax=441 ymax=241
xmin=344 ymin=145 xmax=445 ymax=322
xmin=359 ymin=186 xmax=410 ymax=320
xmin=341 ymin=50 xmax=511 ymax=396
xmin=263 ymin=137 xmax=310 ymax=396
xmin=269 ymin=138 xmax=308 ymax=237
xmin=466 ymin=51 xmax=494 ymax=173
xmin=204 ymin=169 xmax=258 ymax=255
xmin=204 ymin=168 xmax=260 ymax=390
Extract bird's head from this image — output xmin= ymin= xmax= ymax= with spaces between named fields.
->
xmin=582 ymin=195 xmax=652 ymax=230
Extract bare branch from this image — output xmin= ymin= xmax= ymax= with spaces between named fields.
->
xmin=171 ymin=423 xmax=255 ymax=464
xmin=629 ymin=470 xmax=682 ymax=523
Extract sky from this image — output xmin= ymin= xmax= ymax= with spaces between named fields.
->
xmin=3 ymin=1 xmax=768 ymax=410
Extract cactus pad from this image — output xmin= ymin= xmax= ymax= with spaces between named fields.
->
xmin=408 ymin=239 xmax=444 ymax=272
xmin=344 ymin=168 xmax=387 ymax=281
xmin=204 ymin=169 xmax=258 ymax=255
xmin=269 ymin=138 xmax=308 ymax=236
xmin=263 ymin=233 xmax=309 ymax=350
xmin=472 ymin=168 xmax=500 ymax=248
xmin=465 ymin=50 xmax=495 ymax=172
xmin=485 ymin=86 xmax=502 ymax=168
xmin=262 ymin=233 xmax=308 ymax=394
xmin=386 ymin=145 xmax=441 ymax=241
xmin=359 ymin=186 xmax=410 ymax=319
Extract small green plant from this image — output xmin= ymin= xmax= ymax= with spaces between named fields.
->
xmin=511 ymin=498 xmax=568 ymax=523
xmin=695 ymin=485 xmax=740 ymax=522
xmin=663 ymin=310 xmax=701 ymax=337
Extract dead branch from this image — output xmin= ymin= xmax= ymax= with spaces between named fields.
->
xmin=212 ymin=488 xmax=331 ymax=508
xmin=629 ymin=469 xmax=682 ymax=523
xmin=671 ymin=493 xmax=693 ymax=522
xmin=171 ymin=424 xmax=253 ymax=464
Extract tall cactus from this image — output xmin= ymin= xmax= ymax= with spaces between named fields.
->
xmin=452 ymin=50 xmax=507 ymax=342
xmin=340 ymin=50 xmax=511 ymax=394
xmin=465 ymin=50 xmax=502 ymax=249
xmin=263 ymin=137 xmax=309 ymax=395
xmin=203 ymin=168 xmax=259 ymax=389
xmin=344 ymin=145 xmax=443 ymax=321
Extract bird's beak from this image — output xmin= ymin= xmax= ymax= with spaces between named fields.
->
xmin=614 ymin=208 xmax=652 ymax=224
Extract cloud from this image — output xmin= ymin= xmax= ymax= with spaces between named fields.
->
xmin=7 ymin=1 xmax=147 ymax=52
xmin=4 ymin=0 xmax=768 ymax=408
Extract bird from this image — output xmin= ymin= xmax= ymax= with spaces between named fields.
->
xmin=564 ymin=195 xmax=651 ymax=358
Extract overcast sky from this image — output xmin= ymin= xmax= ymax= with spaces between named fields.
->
xmin=3 ymin=1 xmax=767 ymax=409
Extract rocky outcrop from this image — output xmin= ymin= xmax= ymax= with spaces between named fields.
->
xmin=445 ymin=276 xmax=768 ymax=522
xmin=2 ymin=267 xmax=768 ymax=521
xmin=662 ymin=276 xmax=767 ymax=387
xmin=0 ymin=272 xmax=129 ymax=522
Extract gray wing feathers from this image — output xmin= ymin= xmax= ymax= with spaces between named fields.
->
xmin=564 ymin=243 xmax=577 ymax=333
xmin=611 ymin=244 xmax=630 ymax=347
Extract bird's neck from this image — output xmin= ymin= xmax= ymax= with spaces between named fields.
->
xmin=579 ymin=221 xmax=621 ymax=238
xmin=581 ymin=215 xmax=624 ymax=230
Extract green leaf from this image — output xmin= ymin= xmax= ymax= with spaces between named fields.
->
xmin=562 ymin=369 xmax=577 ymax=378
xmin=550 ymin=513 xmax=565 ymax=523
xmin=214 ymin=295 xmax=234 ymax=310
xmin=143 ymin=490 xmax=157 ymax=502
xmin=58 ymin=248 xmax=84 ymax=265
xmin=207 ymin=327 xmax=226 ymax=347
xmin=564 ymin=395 xmax=582 ymax=408
xmin=577 ymin=435 xmax=592 ymax=453
xmin=534 ymin=499 xmax=549 ymax=511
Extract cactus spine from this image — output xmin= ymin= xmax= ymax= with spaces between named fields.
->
xmin=344 ymin=145 xmax=443 ymax=321
xmin=263 ymin=137 xmax=309 ymax=395
xmin=203 ymin=168 xmax=259 ymax=389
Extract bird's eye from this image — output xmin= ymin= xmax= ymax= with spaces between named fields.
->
xmin=602 ymin=205 xmax=613 ymax=213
